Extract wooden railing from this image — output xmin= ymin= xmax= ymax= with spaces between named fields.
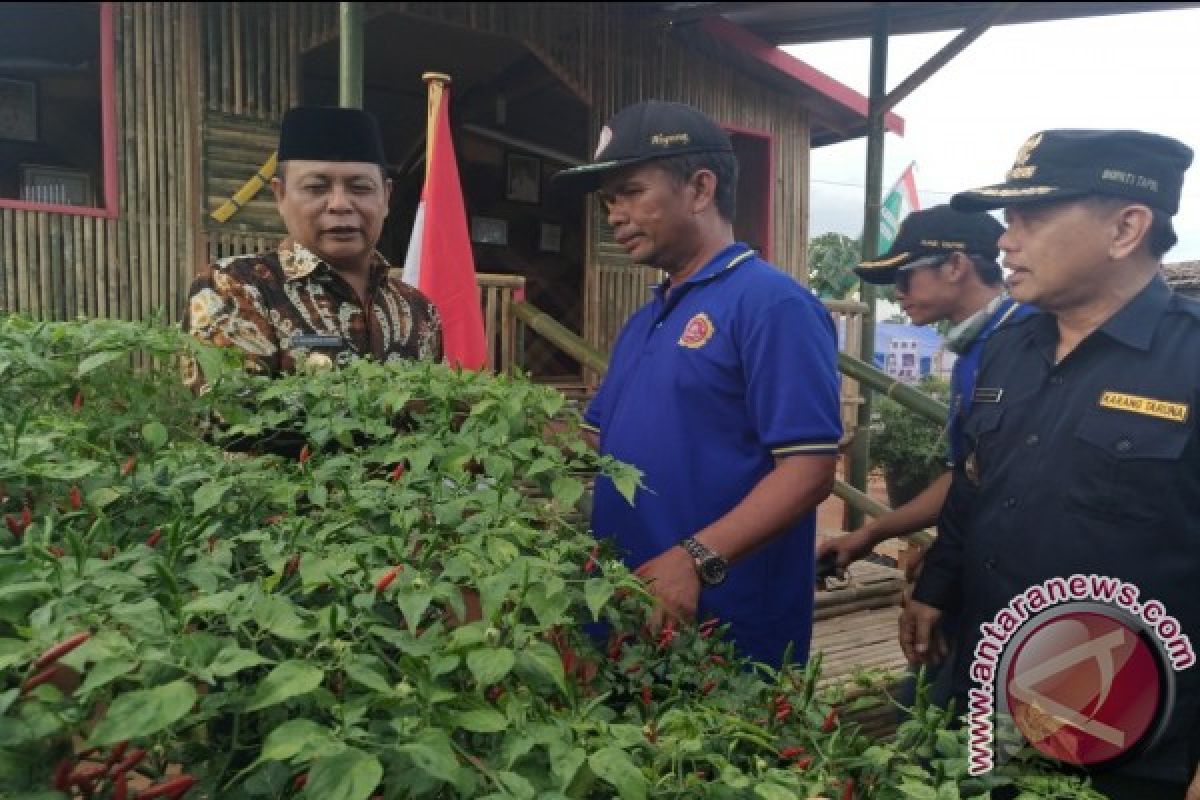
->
xmin=477 ymin=272 xmax=526 ymax=374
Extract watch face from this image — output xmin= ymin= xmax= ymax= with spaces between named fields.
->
xmin=700 ymin=557 xmax=727 ymax=586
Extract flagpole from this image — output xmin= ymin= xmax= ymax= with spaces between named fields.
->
xmin=421 ymin=72 xmax=451 ymax=184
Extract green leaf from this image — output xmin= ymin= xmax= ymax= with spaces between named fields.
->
xmin=259 ymin=719 xmax=339 ymax=763
xmin=551 ymin=476 xmax=584 ymax=509
xmin=754 ymin=785 xmax=796 ymax=800
xmin=612 ymin=469 xmax=639 ymax=506
xmin=446 ymin=708 xmax=508 ymax=733
xmin=399 ymin=731 xmax=462 ymax=785
xmin=141 ymin=421 xmax=168 ymax=451
xmin=77 ymin=350 xmax=123 ymax=377
xmin=0 ymin=638 xmax=29 ymax=671
xmin=254 ymin=595 xmax=312 ymax=641
xmin=76 ymin=658 xmax=138 ymax=695
xmin=87 ymin=680 xmax=196 ymax=746
xmin=344 ymin=657 xmax=393 ymax=694
xmin=210 ymin=646 xmax=272 ymax=678
xmin=246 ymin=660 xmax=324 ymax=711
xmin=395 ymin=589 xmax=433 ymax=631
xmin=88 ymin=487 xmax=123 ymax=509
xmin=467 ymin=647 xmax=515 ymax=686
xmin=302 ymin=747 xmax=382 ymax=800
xmin=584 ymin=580 xmax=614 ymax=621
xmin=515 ymin=641 xmax=567 ymax=697
xmin=25 ymin=461 xmax=99 ymax=481
xmin=898 ymin=782 xmax=939 ymax=800
xmin=194 ymin=480 xmax=229 ymax=515
xmin=587 ymin=747 xmax=646 ymax=800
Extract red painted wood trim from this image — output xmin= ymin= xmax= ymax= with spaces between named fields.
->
xmin=722 ymin=123 xmax=774 ymax=262
xmin=701 ymin=17 xmax=906 ymax=137
xmin=0 ymin=2 xmax=119 ymax=219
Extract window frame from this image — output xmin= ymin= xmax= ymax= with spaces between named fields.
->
xmin=0 ymin=1 xmax=117 ymax=219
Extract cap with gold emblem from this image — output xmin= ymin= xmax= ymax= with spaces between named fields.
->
xmin=951 ymin=129 xmax=1193 ymax=214
xmin=855 ymin=204 xmax=1004 ymax=285
xmin=551 ymin=100 xmax=734 ymax=195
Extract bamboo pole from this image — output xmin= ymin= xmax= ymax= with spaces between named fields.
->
xmin=0 ymin=212 xmax=12 ymax=312
xmin=148 ymin=3 xmax=163 ymax=321
xmin=15 ymin=213 xmax=29 ymax=313
xmin=36 ymin=212 xmax=50 ymax=319
xmin=338 ymin=2 xmax=364 ymax=108
xmin=836 ymin=351 xmax=948 ymax=426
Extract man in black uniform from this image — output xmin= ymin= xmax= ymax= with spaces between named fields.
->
xmin=901 ymin=130 xmax=1199 ymax=798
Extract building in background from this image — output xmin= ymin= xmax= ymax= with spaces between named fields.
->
xmin=873 ymin=321 xmax=953 ymax=384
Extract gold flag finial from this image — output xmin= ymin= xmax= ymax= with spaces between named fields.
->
xmin=423 ymin=72 xmax=452 ymax=86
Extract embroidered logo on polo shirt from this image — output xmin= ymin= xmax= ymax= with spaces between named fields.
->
xmin=678 ymin=313 xmax=715 ymax=349
xmin=1099 ymin=391 xmax=1189 ymax=423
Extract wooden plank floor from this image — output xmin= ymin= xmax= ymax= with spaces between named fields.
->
xmin=812 ymin=561 xmax=908 ymax=690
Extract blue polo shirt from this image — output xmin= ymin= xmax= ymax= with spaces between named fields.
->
xmin=584 ymin=243 xmax=842 ymax=667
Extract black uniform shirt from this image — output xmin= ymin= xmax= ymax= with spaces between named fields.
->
xmin=914 ymin=275 xmax=1200 ymax=784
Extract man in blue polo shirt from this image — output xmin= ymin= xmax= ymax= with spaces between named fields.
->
xmin=552 ymin=101 xmax=841 ymax=667
xmin=817 ymin=204 xmax=1031 ymax=705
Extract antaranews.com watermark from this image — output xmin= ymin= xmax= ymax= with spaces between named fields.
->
xmin=967 ymin=573 xmax=1195 ymax=775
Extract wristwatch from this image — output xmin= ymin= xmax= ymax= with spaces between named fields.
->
xmin=679 ymin=536 xmax=729 ymax=587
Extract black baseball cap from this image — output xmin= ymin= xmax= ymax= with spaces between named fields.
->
xmin=278 ymin=106 xmax=387 ymax=167
xmin=952 ymin=129 xmax=1193 ymax=215
xmin=855 ymin=204 xmax=1005 ymax=285
xmin=552 ymin=100 xmax=734 ymax=195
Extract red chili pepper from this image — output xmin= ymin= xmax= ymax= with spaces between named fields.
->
xmin=842 ymin=777 xmax=856 ymax=800
xmin=22 ymin=665 xmax=63 ymax=694
xmin=293 ymin=772 xmax=309 ymax=790
xmin=607 ymin=632 xmax=631 ymax=661
xmin=624 ymin=662 xmax=642 ymax=675
xmin=699 ymin=617 xmax=720 ymax=638
xmin=700 ymin=680 xmax=717 ymax=695
xmin=34 ymin=632 xmax=91 ymax=669
xmin=298 ymin=445 xmax=311 ymax=465
xmin=793 ymin=756 xmax=812 ymax=771
xmin=4 ymin=514 xmax=23 ymax=539
xmin=48 ymin=545 xmax=65 ymax=557
xmin=146 ymin=529 xmax=162 ymax=548
xmin=657 ymin=620 xmax=677 ymax=650
xmin=112 ymin=748 xmax=146 ymax=775
xmin=560 ymin=646 xmax=576 ymax=676
xmin=138 ymin=775 xmax=198 ymax=799
xmin=21 ymin=505 xmax=31 ymax=528
xmin=374 ymin=565 xmax=403 ymax=592
xmin=67 ymin=763 xmax=108 ymax=785
xmin=640 ymin=685 xmax=652 ymax=706
xmin=120 ymin=456 xmax=136 ymax=477
xmin=780 ymin=746 xmax=806 ymax=760
xmin=285 ymin=554 xmax=301 ymax=577
xmin=583 ymin=544 xmax=599 ymax=574
xmin=112 ymin=771 xmax=129 ymax=800
xmin=486 ymin=685 xmax=506 ymax=702
xmin=821 ymin=706 xmax=839 ymax=733
xmin=68 ymin=486 xmax=82 ymax=511
xmin=264 ymin=514 xmax=285 ymax=525
xmin=52 ymin=758 xmax=72 ymax=790
xmin=708 ymin=654 xmax=727 ymax=667
xmin=104 ymin=741 xmax=129 ymax=767
xmin=73 ymin=390 xmax=84 ymax=411
xmin=389 ymin=463 xmax=405 ymax=481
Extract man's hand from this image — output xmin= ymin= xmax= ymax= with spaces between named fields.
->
xmin=1186 ymin=761 xmax=1200 ymax=800
xmin=816 ymin=528 xmax=876 ymax=569
xmin=899 ymin=594 xmax=949 ymax=666
xmin=635 ymin=546 xmax=700 ymax=625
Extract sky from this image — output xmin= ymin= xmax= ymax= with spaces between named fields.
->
xmin=786 ymin=7 xmax=1200 ymax=264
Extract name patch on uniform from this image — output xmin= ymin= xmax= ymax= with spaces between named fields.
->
xmin=973 ymin=388 xmax=1004 ymax=404
xmin=1099 ymin=391 xmax=1189 ymax=423
xmin=678 ymin=313 xmax=715 ymax=349
xmin=289 ymin=334 xmax=344 ymax=349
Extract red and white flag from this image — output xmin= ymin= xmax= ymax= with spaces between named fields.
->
xmin=879 ymin=162 xmax=921 ymax=252
xmin=402 ymin=73 xmax=487 ymax=370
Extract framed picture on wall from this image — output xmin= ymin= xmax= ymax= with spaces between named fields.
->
xmin=505 ymin=152 xmax=541 ymax=204
xmin=539 ymin=223 xmax=562 ymax=253
xmin=0 ymin=78 xmax=37 ymax=142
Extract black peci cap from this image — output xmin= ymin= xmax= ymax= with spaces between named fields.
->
xmin=277 ymin=106 xmax=388 ymax=166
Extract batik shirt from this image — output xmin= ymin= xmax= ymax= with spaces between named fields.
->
xmin=183 ymin=239 xmax=442 ymax=389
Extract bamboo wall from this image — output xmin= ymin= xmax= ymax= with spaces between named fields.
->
xmin=0 ymin=3 xmax=203 ymax=323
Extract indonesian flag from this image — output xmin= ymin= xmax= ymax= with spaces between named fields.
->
xmin=879 ymin=162 xmax=921 ymax=253
xmin=402 ymin=74 xmax=487 ymax=370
